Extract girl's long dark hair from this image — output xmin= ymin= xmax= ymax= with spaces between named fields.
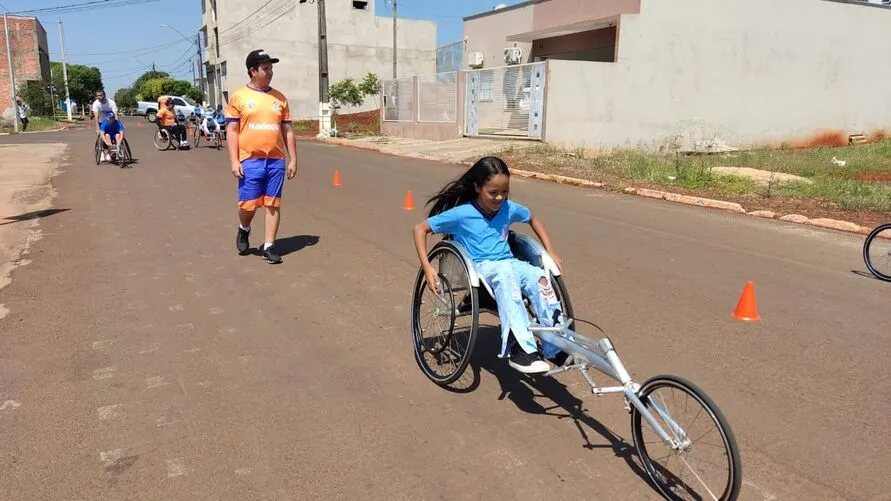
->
xmin=426 ymin=156 xmax=510 ymax=217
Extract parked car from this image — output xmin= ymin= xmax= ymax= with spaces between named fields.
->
xmin=137 ymin=95 xmax=198 ymax=123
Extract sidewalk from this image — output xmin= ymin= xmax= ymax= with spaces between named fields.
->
xmin=316 ymin=135 xmax=880 ymax=237
xmin=318 ymin=135 xmax=534 ymax=165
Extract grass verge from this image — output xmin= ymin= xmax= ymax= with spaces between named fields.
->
xmin=0 ymin=117 xmax=64 ymax=133
xmin=496 ymin=140 xmax=891 ymax=227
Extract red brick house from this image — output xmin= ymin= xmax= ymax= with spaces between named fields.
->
xmin=0 ymin=15 xmax=51 ymax=122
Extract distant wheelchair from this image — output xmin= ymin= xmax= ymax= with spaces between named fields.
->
xmin=410 ymin=231 xmax=743 ymax=501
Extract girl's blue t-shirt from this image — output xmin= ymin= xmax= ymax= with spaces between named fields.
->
xmin=427 ymin=200 xmax=531 ymax=262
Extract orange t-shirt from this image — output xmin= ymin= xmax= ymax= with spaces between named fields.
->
xmin=225 ymin=85 xmax=292 ymax=162
xmin=157 ymin=108 xmax=175 ymax=126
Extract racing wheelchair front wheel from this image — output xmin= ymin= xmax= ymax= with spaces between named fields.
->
xmin=411 ymin=241 xmax=479 ymax=386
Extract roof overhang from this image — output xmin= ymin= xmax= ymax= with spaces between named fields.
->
xmin=507 ymin=16 xmax=619 ymax=42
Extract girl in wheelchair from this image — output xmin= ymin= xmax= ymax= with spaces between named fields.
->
xmin=413 ymin=156 xmax=570 ymax=374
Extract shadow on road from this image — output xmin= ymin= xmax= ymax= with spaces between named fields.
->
xmin=850 ymin=269 xmax=885 ymax=281
xmin=1 ymin=208 xmax=70 ymax=226
xmin=273 ymin=234 xmax=320 ymax=256
xmin=441 ymin=324 xmax=657 ymax=492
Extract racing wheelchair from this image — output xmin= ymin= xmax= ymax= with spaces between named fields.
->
xmin=152 ymin=113 xmax=190 ymax=151
xmin=93 ymin=133 xmax=133 ymax=168
xmin=411 ymin=231 xmax=742 ymax=500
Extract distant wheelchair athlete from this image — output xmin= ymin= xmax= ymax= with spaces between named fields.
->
xmin=153 ymin=97 xmax=189 ymax=151
xmin=94 ymin=111 xmax=133 ymax=167
xmin=194 ymin=107 xmax=223 ymax=149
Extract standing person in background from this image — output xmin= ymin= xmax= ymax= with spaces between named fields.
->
xmin=225 ymin=49 xmax=297 ymax=264
xmin=15 ymin=97 xmax=29 ymax=131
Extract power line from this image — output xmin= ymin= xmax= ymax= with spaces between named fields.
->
xmin=216 ymin=0 xmax=281 ymax=36
xmin=14 ymin=0 xmax=159 ymax=15
xmin=49 ymin=39 xmax=186 ymax=57
xmin=217 ymin=0 xmax=292 ymax=45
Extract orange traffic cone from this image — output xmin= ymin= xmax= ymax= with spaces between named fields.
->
xmin=136 ymin=121 xmax=143 ymax=128
xmin=402 ymin=191 xmax=415 ymax=210
xmin=332 ymin=170 xmax=342 ymax=186
xmin=731 ymin=281 xmax=760 ymax=321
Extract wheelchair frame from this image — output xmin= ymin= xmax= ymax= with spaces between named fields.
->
xmin=411 ymin=231 xmax=742 ymax=500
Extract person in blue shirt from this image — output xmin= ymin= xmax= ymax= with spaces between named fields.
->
xmin=412 ymin=156 xmax=569 ymax=374
xmin=99 ymin=111 xmax=125 ymax=161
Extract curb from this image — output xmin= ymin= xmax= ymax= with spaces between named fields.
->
xmin=0 ymin=125 xmax=70 ymax=136
xmin=315 ymin=137 xmax=873 ymax=237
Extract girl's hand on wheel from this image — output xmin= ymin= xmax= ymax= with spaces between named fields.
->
xmin=424 ymin=267 xmax=440 ymax=294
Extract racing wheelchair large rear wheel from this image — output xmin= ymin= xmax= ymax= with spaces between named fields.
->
xmin=153 ymin=128 xmax=172 ymax=151
xmin=411 ymin=241 xmax=479 ymax=386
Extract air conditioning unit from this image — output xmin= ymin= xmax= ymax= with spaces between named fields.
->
xmin=504 ymin=45 xmax=522 ymax=65
xmin=468 ymin=52 xmax=484 ymax=68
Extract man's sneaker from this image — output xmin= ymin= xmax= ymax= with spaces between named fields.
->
xmin=262 ymin=244 xmax=282 ymax=264
xmin=509 ymin=346 xmax=551 ymax=374
xmin=236 ymin=227 xmax=251 ymax=255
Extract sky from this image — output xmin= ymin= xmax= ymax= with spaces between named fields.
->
xmin=1 ymin=0 xmax=526 ymax=96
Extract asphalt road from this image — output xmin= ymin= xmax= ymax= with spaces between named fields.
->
xmin=0 ymin=119 xmax=887 ymax=500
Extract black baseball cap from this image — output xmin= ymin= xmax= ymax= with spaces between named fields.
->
xmin=246 ymin=49 xmax=280 ymax=69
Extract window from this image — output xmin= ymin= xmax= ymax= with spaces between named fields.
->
xmin=352 ymin=1 xmax=368 ymax=10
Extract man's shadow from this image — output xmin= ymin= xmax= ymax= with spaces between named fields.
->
xmin=252 ymin=234 xmax=320 ymax=256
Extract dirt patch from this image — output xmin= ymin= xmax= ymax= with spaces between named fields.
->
xmin=293 ymin=109 xmax=381 ymax=139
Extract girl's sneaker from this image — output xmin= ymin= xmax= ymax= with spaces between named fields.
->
xmin=509 ymin=345 xmax=550 ymax=374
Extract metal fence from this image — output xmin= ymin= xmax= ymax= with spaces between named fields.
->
xmin=383 ymin=77 xmax=415 ymax=122
xmin=435 ymin=40 xmax=464 ymax=74
xmin=417 ymin=72 xmax=458 ymax=123
xmin=464 ymin=62 xmax=545 ymax=138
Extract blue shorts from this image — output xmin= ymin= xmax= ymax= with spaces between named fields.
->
xmin=238 ymin=158 xmax=285 ymax=211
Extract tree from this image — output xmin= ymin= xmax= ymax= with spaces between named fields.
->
xmin=137 ymin=77 xmax=202 ymax=104
xmin=18 ymin=80 xmax=54 ymax=117
xmin=327 ymin=72 xmax=381 ymax=134
xmin=132 ymin=70 xmax=169 ymax=93
xmin=114 ymin=87 xmax=138 ymax=109
xmin=50 ymin=62 xmax=103 ymax=108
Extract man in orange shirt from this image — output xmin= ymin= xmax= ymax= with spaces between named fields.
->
xmin=226 ymin=49 xmax=297 ymax=264
xmin=156 ymin=97 xmax=188 ymax=150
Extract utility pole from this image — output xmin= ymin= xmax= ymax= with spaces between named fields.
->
xmin=317 ymin=0 xmax=328 ymax=104
xmin=4 ymin=11 xmax=19 ymax=132
xmin=195 ymin=33 xmax=205 ymax=103
xmin=57 ymin=18 xmax=72 ymax=121
xmin=392 ymin=0 xmax=397 ymax=79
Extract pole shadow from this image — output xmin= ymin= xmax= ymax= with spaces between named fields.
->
xmin=1 ymin=208 xmax=70 ymax=226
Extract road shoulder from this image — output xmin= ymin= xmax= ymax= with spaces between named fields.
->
xmin=0 ymin=143 xmax=68 ymax=319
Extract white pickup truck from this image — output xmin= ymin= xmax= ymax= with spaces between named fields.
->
xmin=136 ymin=95 xmax=198 ymax=122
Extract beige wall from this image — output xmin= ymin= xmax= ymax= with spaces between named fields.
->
xmin=464 ymin=4 xmax=534 ymax=67
xmin=543 ymin=0 xmax=891 ymax=152
xmin=530 ymin=0 xmax=640 ymax=33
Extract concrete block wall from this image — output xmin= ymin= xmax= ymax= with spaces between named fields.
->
xmin=203 ymin=0 xmax=436 ymax=119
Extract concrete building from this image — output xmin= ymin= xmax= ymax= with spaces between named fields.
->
xmin=384 ymin=0 xmax=891 ymax=152
xmin=200 ymin=0 xmax=437 ymax=119
xmin=0 ymin=15 xmax=51 ymax=123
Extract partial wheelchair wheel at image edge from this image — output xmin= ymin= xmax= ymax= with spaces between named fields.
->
xmin=863 ymin=223 xmax=891 ymax=282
